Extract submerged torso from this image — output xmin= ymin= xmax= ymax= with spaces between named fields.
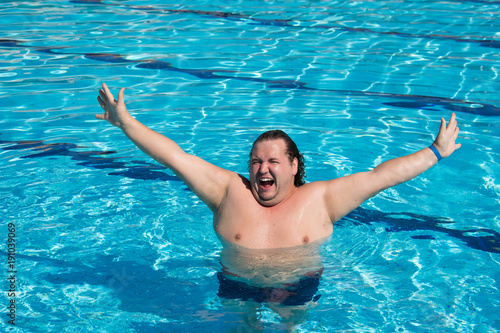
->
xmin=217 ymin=234 xmax=326 ymax=287
xmin=214 ymin=173 xmax=333 ymax=249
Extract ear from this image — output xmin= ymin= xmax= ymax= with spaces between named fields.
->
xmin=292 ymin=157 xmax=298 ymax=176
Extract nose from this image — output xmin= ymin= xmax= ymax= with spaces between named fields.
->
xmin=258 ymin=162 xmax=269 ymax=174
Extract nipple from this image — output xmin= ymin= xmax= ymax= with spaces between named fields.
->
xmin=303 ymin=236 xmax=309 ymax=244
xmin=235 ymin=234 xmax=241 ymax=241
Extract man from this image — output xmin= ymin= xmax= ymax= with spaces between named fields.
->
xmin=96 ymin=83 xmax=461 ymax=250
xmin=96 ymin=83 xmax=461 ymax=328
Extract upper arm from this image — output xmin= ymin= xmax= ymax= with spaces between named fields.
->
xmin=116 ymin=116 xmax=234 ymax=211
xmin=167 ymin=150 xmax=234 ymax=212
xmin=323 ymin=170 xmax=387 ymax=222
xmin=323 ymin=148 xmax=436 ymax=222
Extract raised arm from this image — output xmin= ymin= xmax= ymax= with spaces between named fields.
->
xmin=95 ymin=83 xmax=232 ymax=211
xmin=324 ymin=113 xmax=461 ymax=222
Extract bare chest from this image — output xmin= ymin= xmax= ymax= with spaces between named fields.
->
xmin=214 ymin=188 xmax=332 ymax=249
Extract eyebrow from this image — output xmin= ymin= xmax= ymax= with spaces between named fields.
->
xmin=251 ymin=157 xmax=279 ymax=162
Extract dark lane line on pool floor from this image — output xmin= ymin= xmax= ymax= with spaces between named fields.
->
xmin=346 ymin=207 xmax=500 ymax=254
xmin=0 ymin=139 xmax=181 ymax=183
xmin=70 ymin=0 xmax=500 ymax=49
xmin=1 ymin=39 xmax=499 ymax=117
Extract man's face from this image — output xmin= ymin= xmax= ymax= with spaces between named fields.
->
xmin=249 ymin=139 xmax=298 ymax=207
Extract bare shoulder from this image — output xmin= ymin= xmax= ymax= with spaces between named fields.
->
xmin=223 ymin=172 xmax=253 ymax=199
xmin=215 ymin=172 xmax=255 ymax=218
xmin=321 ymin=172 xmax=375 ymax=222
xmin=297 ymin=180 xmax=329 ymax=193
xmin=293 ymin=180 xmax=333 ymax=203
xmin=298 ymin=178 xmax=347 ymax=195
xmin=228 ymin=172 xmax=251 ymax=188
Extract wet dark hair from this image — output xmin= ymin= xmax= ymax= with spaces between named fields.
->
xmin=249 ymin=130 xmax=306 ymax=187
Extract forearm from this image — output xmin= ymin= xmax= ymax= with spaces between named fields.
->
xmin=119 ymin=116 xmax=185 ymax=168
xmin=326 ymin=114 xmax=460 ymax=222
xmin=372 ymin=147 xmax=438 ymax=189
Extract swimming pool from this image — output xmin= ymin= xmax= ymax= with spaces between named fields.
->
xmin=1 ymin=0 xmax=499 ymax=331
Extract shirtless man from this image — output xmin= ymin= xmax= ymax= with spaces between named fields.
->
xmin=96 ymin=83 xmax=461 ymax=250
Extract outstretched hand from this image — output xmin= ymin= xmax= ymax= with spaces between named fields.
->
xmin=432 ymin=113 xmax=461 ymax=158
xmin=95 ymin=83 xmax=131 ymax=128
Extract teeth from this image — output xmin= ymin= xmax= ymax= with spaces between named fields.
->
xmin=261 ymin=178 xmax=273 ymax=181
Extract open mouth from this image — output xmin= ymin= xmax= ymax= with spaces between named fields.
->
xmin=259 ymin=177 xmax=275 ymax=189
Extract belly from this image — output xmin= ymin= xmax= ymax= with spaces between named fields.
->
xmin=217 ymin=236 xmax=325 ymax=287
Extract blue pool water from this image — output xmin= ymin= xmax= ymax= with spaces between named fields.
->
xmin=1 ymin=0 xmax=499 ymax=331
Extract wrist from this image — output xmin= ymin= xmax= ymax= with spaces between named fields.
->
xmin=118 ymin=114 xmax=137 ymax=131
xmin=428 ymin=144 xmax=442 ymax=161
